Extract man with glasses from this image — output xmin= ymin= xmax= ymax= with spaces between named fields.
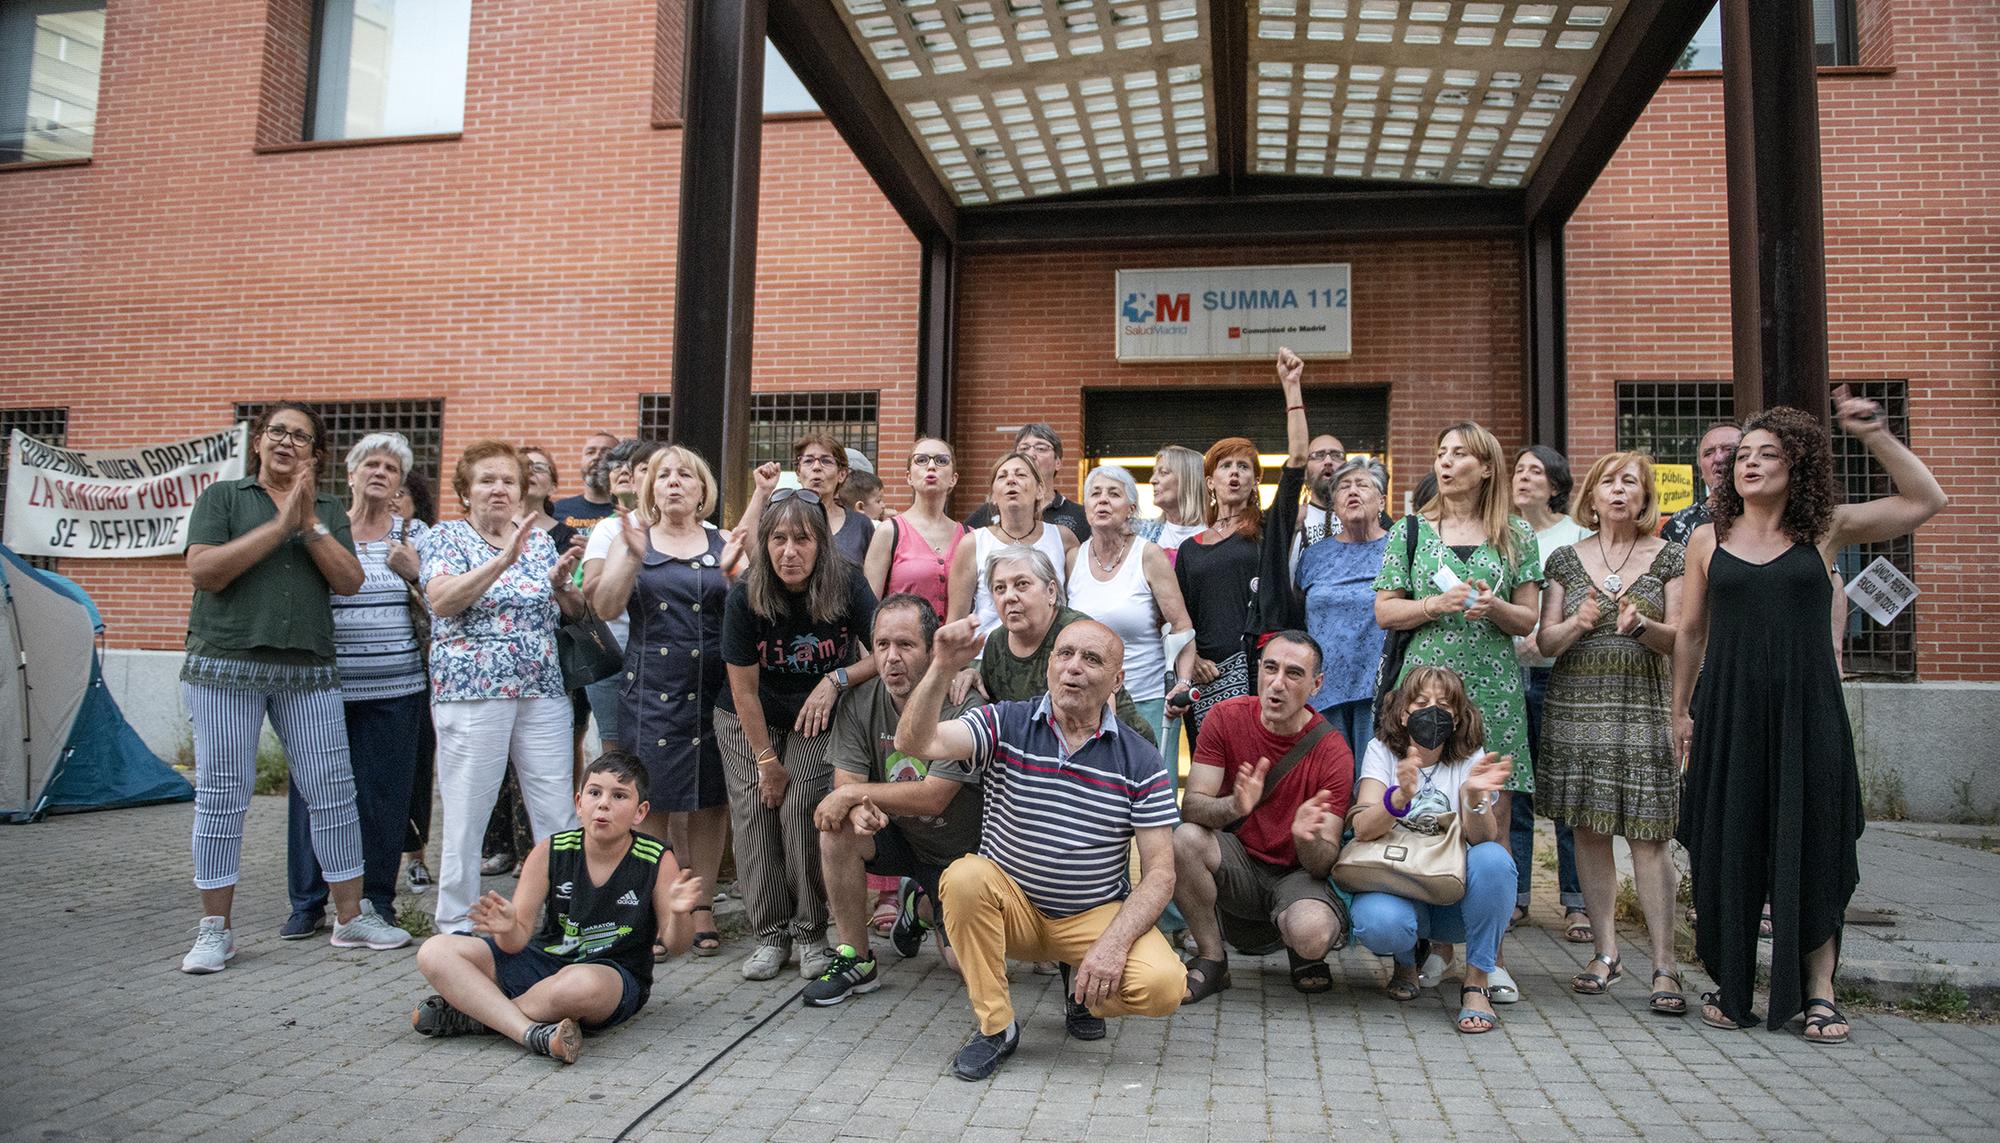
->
xmin=964 ymin=424 xmax=1090 ymax=542
xmin=1289 ymin=432 xmax=1348 ymax=578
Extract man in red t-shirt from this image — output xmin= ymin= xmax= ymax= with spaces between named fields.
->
xmin=1173 ymin=631 xmax=1353 ymax=1000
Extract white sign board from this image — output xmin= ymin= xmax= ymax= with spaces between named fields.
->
xmin=4 ymin=425 xmax=248 ymax=558
xmin=1844 ymin=556 xmax=1919 ymax=626
xmin=1116 ymin=263 xmax=1351 ymax=362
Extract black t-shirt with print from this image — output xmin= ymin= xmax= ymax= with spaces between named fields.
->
xmin=718 ymin=571 xmax=876 ymax=727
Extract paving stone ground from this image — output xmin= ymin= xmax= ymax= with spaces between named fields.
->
xmin=4 ymin=799 xmax=1998 ymax=1142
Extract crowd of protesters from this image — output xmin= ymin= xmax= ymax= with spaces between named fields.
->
xmin=173 ymin=350 xmax=1945 ymax=1068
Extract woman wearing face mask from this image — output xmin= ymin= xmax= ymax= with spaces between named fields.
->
xmin=1348 ymin=667 xmax=1516 ymax=1033
xmin=1674 ymin=391 xmax=1946 ymax=1041
xmin=717 ymin=493 xmax=878 ymax=982
xmin=864 ymin=436 xmax=966 ymax=616
xmin=1536 ymin=451 xmax=1687 ymax=1012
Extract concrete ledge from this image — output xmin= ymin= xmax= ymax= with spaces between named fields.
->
xmin=1848 ymin=681 xmax=2000 ymax=823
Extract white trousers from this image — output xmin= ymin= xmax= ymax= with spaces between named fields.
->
xmin=431 ymin=696 xmax=578 ymax=932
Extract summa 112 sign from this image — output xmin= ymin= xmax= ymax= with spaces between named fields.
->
xmin=1114 ymin=264 xmax=1352 ymax=362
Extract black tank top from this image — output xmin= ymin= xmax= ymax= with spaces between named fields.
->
xmin=533 ymin=830 xmax=665 ymax=987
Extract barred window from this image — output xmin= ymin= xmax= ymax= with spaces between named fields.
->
xmin=637 ymin=391 xmax=881 ymax=469
xmin=1614 ymin=380 xmax=1917 ymax=679
xmin=235 ymin=399 xmax=445 ymax=498
xmin=1 ymin=406 xmax=68 ymax=567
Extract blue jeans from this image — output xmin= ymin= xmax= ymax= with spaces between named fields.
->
xmin=1350 ymin=841 xmax=1516 ymax=972
xmin=1512 ymin=666 xmax=1583 ymax=911
xmin=286 ymin=691 xmax=425 ymax=919
xmin=1319 ymin=699 xmax=1374 ymax=782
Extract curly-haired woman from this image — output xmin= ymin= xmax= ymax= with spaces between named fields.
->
xmin=1673 ymin=389 xmax=1946 ymax=1041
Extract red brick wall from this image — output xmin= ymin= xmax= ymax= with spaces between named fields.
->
xmin=1565 ymin=0 xmax=2000 ymax=680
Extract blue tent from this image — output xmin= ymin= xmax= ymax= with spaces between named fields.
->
xmin=1 ymin=544 xmax=191 ymax=821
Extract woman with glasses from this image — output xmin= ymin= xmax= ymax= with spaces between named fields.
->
xmin=717 ymin=491 xmax=878 ymax=980
xmin=178 ymin=404 xmax=410 ymax=973
xmin=864 ymin=437 xmax=965 ymax=616
xmin=794 ymin=432 xmax=875 ymax=567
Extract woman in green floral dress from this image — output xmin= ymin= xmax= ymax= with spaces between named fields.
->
xmin=1373 ymin=421 xmax=1543 ymax=1014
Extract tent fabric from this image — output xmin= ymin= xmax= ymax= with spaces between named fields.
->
xmin=0 ymin=544 xmax=189 ymax=822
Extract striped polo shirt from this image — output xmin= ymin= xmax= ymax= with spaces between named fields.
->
xmin=956 ymin=697 xmax=1178 ymax=918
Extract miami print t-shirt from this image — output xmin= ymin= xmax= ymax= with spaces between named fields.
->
xmin=718 ymin=572 xmax=876 ymax=728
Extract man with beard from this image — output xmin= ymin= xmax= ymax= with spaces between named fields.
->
xmin=551 ymin=431 xmax=620 ymax=548
xmin=1289 ymin=431 xmax=1347 ymax=577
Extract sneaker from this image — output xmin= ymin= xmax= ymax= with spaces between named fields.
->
xmin=404 ymin=859 xmax=434 ymax=893
xmin=1056 ymin=964 xmax=1107 ymax=1041
xmin=480 ymin=852 xmax=515 ymax=876
xmin=741 ymin=941 xmax=790 ymax=981
xmin=277 ymin=911 xmax=324 ymax=940
xmin=951 ymin=1021 xmax=1019 ymax=1081
xmin=798 ymin=945 xmax=836 ymax=981
xmin=410 ymin=994 xmax=494 ymax=1037
xmin=801 ymin=944 xmax=880 ymax=1007
xmin=330 ymin=900 xmax=413 ymax=950
xmin=180 ymin=916 xmax=235 ymax=974
xmin=889 ymin=878 xmax=928 ymax=959
xmin=524 ymin=1018 xmax=582 ymax=1065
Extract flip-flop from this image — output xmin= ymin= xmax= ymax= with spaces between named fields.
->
xmin=1802 ymin=997 xmax=1851 ymax=1044
xmin=1183 ymin=956 xmax=1232 ymax=1004
xmin=1456 ymin=985 xmax=1499 ymax=1034
xmin=1287 ymin=950 xmax=1332 ymax=994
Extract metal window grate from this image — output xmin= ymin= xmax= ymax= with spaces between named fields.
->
xmin=637 ymin=392 xmax=882 ymax=469
xmin=1615 ymin=379 xmax=1917 ymax=679
xmin=1 ymin=408 xmax=71 ymax=568
xmin=235 ymin=400 xmax=446 ymax=497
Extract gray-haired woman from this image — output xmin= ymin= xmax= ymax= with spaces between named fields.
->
xmin=1296 ymin=457 xmax=1391 ymax=758
xmin=281 ymin=432 xmax=432 ymax=935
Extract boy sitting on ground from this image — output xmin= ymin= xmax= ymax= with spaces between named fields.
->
xmin=409 ymin=751 xmax=702 ymax=1064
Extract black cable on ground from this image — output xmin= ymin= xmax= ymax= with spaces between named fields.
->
xmin=610 ymin=983 xmax=808 ymax=1142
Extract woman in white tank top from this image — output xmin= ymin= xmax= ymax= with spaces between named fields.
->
xmin=1065 ymin=465 xmax=1197 ymax=741
xmin=949 ymin=452 xmax=1078 ymax=636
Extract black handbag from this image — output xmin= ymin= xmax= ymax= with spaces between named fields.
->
xmin=556 ymin=613 xmax=624 ymax=691
xmin=1371 ymin=514 xmax=1422 ymax=723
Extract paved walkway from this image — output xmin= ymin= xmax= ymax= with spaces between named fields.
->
xmin=4 ymin=800 xmax=1998 ymax=1142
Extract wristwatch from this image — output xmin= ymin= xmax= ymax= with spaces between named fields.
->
xmin=308 ymin=522 xmax=331 ymax=541
xmin=831 ymin=666 xmax=851 ymax=691
xmin=1631 ymin=617 xmax=1648 ymax=638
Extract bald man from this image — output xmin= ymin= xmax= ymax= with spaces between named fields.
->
xmin=896 ymin=616 xmax=1182 ymax=1081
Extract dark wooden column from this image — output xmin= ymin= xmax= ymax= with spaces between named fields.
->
xmin=915 ymin=236 xmax=956 ymax=442
xmin=669 ymin=0 xmax=767 ymax=521
xmin=1723 ymin=0 xmax=1830 ymax=420
xmin=1522 ymin=216 xmax=1567 ymax=452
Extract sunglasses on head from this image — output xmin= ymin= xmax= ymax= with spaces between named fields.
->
xmin=770 ymin=487 xmax=824 ymax=507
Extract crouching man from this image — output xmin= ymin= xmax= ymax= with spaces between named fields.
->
xmin=409 ymin=752 xmax=701 ymax=1064
xmin=896 ymin=615 xmax=1182 ymax=1081
xmin=806 ymin=594 xmax=985 ymax=1006
xmin=1174 ymin=631 xmax=1353 ymax=1001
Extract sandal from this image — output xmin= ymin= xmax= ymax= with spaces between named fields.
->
xmin=870 ymin=893 xmax=899 ymax=937
xmin=652 ymin=939 xmax=668 ymax=963
xmin=1385 ymin=969 xmax=1420 ymax=1002
xmin=1699 ymin=990 xmax=1750 ymax=1031
xmin=1649 ymin=969 xmax=1688 ymax=1015
xmin=689 ymin=907 xmax=721 ymax=958
xmin=1456 ymin=985 xmax=1499 ymax=1034
xmin=1183 ymin=956 xmax=1232 ymax=1004
xmin=1759 ymin=906 xmax=1774 ymax=940
xmin=1571 ymin=952 xmax=1622 ymax=995
xmin=1509 ymin=904 xmax=1529 ymax=929
xmin=1563 ymin=908 xmax=1594 ymax=943
xmin=1801 ymin=997 xmax=1851 ymax=1044
xmin=1287 ymin=950 xmax=1332 ymax=995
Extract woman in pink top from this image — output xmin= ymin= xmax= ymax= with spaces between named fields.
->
xmin=865 ymin=437 xmax=967 ymax=616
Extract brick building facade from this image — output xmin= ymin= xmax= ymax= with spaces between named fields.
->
xmin=1 ymin=0 xmax=1992 ymax=694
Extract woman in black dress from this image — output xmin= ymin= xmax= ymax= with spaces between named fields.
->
xmin=1672 ymin=389 xmax=1946 ymax=1040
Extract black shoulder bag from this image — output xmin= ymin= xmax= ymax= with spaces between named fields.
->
xmin=1224 ymin=719 xmax=1336 ymax=832
xmin=1370 ymin=514 xmax=1422 ymax=724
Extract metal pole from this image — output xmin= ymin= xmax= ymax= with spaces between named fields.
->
xmin=1522 ymin=217 xmax=1568 ymax=453
xmin=915 ymin=236 xmax=957 ymax=443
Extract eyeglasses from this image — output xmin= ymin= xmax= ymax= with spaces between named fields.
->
xmin=796 ymin=454 xmax=841 ymax=470
xmin=1016 ymin=440 xmax=1057 ymax=456
xmin=910 ymin=453 xmax=953 ymax=468
xmin=527 ymin=461 xmax=553 ymax=474
xmin=1307 ymin=449 xmax=1342 ymax=463
xmin=770 ymin=487 xmax=824 ymax=507
xmin=263 ymin=425 xmax=316 ymax=447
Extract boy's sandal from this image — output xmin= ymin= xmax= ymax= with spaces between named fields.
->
xmin=690 ymin=907 xmax=722 ymax=958
xmin=1385 ymin=970 xmax=1421 ymax=1002
xmin=1183 ymin=956 xmax=1232 ymax=1004
xmin=1456 ymin=985 xmax=1499 ymax=1034
xmin=1649 ymin=969 xmax=1688 ymax=1015
xmin=1563 ymin=909 xmax=1594 ymax=943
xmin=1699 ymin=991 xmax=1749 ymax=1031
xmin=1571 ymin=952 xmax=1622 ymax=995
xmin=1802 ymin=997 xmax=1851 ymax=1044
xmin=1287 ymin=950 xmax=1333 ymax=994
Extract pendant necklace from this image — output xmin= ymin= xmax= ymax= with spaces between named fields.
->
xmin=1596 ymin=531 xmax=1636 ymax=595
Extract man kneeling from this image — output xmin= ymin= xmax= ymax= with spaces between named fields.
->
xmin=409 ymin=752 xmax=701 ymax=1064
xmin=1175 ymin=631 xmax=1353 ymax=1001
xmin=896 ymin=615 xmax=1182 ymax=1081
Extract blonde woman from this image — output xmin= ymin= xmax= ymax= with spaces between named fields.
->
xmin=1138 ymin=445 xmax=1207 ymax=557
xmin=948 ymin=452 xmax=1077 ymax=637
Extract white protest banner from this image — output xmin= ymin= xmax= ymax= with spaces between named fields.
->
xmin=4 ymin=424 xmax=249 ymax=558
xmin=1844 ymin=556 xmax=1920 ymax=626
xmin=1116 ymin=263 xmax=1352 ymax=361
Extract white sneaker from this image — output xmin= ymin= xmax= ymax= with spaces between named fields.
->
xmin=1418 ymin=950 xmax=1452 ymax=989
xmin=799 ymin=945 xmax=835 ymax=980
xmin=1487 ymin=966 xmax=1521 ymax=1004
xmin=330 ymin=901 xmax=413 ymax=950
xmin=180 ymin=916 xmax=236 ymax=974
xmin=741 ymin=941 xmax=790 ymax=981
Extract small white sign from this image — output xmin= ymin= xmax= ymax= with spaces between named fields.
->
xmin=1844 ymin=556 xmax=1919 ymax=626
xmin=1116 ymin=263 xmax=1351 ymax=361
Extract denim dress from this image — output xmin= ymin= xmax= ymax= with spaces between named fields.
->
xmin=619 ymin=528 xmax=729 ymax=811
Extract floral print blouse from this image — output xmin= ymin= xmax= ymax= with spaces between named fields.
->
xmin=419 ymin=519 xmax=565 ymax=702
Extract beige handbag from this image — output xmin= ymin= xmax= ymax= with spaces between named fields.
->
xmin=1333 ymin=811 xmax=1467 ymax=906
